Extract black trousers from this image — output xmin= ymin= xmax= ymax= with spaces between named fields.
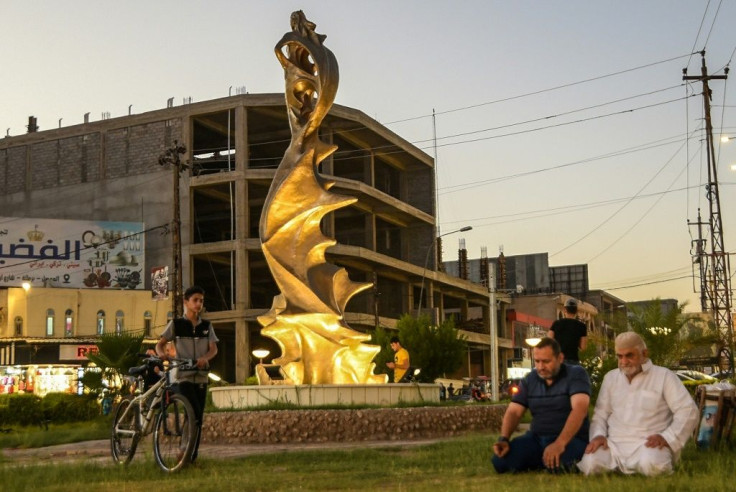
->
xmin=178 ymin=381 xmax=207 ymax=461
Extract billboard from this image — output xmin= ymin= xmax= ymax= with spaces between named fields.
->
xmin=0 ymin=217 xmax=145 ymax=289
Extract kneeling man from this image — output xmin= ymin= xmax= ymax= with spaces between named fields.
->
xmin=578 ymin=332 xmax=699 ymax=476
xmin=492 ymin=337 xmax=590 ymax=473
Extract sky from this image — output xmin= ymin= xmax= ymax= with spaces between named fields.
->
xmin=2 ymin=1 xmax=735 ymax=313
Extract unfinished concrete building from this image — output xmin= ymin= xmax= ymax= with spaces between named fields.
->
xmin=0 ymin=94 xmax=497 ymax=383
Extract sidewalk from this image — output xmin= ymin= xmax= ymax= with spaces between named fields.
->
xmin=1 ymin=437 xmax=444 ymax=466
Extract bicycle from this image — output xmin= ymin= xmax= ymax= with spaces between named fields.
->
xmin=110 ymin=355 xmax=198 ymax=472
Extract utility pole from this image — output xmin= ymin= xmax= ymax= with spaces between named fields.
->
xmin=688 ymin=209 xmax=709 ymax=312
xmin=683 ymin=51 xmax=734 ymax=371
xmin=158 ymin=141 xmax=188 ymax=318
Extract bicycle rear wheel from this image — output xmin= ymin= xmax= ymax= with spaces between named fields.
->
xmin=110 ymin=397 xmax=140 ymax=465
xmin=153 ymin=393 xmax=197 ymax=472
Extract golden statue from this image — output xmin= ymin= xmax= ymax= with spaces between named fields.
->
xmin=258 ymin=11 xmax=387 ymax=385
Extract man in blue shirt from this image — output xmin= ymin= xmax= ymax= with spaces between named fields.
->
xmin=492 ymin=337 xmax=590 ymax=473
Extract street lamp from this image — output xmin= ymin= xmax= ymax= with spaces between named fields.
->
xmin=416 ymin=226 xmax=472 ymax=316
xmin=252 ymin=349 xmax=270 ymax=365
xmin=525 ymin=325 xmax=545 ymax=347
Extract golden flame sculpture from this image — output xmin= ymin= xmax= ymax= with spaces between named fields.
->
xmin=257 ymin=11 xmax=387 ymax=385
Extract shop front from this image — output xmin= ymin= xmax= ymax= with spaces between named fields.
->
xmin=0 ymin=364 xmax=84 ymax=397
xmin=0 ymin=339 xmax=99 ymax=397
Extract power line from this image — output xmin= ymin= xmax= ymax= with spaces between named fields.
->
xmin=551 ymin=126 xmax=700 ymax=258
xmin=703 ymin=0 xmax=725 ymax=50
xmin=585 ymin=154 xmax=691 ymax=264
xmin=441 ymin=185 xmax=701 ymax=228
xmin=598 ymin=275 xmax=693 ymax=291
xmin=438 ymin=132 xmax=691 ymax=196
xmin=687 ymin=0 xmax=712 ymax=68
xmin=383 ymin=53 xmax=696 ymax=125
xmin=411 ymin=84 xmax=685 ymax=146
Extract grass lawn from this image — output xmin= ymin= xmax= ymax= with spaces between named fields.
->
xmin=2 ymin=432 xmax=734 ymax=491
xmin=0 ymin=417 xmax=110 ymax=449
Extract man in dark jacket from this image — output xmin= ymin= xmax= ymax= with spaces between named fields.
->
xmin=548 ymin=298 xmax=588 ymax=364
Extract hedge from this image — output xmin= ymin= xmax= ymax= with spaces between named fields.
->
xmin=0 ymin=393 xmax=43 ymax=426
xmin=0 ymin=392 xmax=101 ymax=426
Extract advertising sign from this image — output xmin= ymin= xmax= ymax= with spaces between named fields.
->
xmin=151 ymin=266 xmax=169 ymax=300
xmin=59 ymin=344 xmax=99 ymax=361
xmin=0 ymin=217 xmax=145 ymax=289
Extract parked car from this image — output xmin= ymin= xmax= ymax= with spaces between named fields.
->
xmin=674 ymin=370 xmax=716 ymax=382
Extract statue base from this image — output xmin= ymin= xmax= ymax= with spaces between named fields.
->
xmin=210 ymin=383 xmax=440 ymax=409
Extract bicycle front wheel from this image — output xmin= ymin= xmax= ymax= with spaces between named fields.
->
xmin=153 ymin=393 xmax=197 ymax=472
xmin=110 ymin=397 xmax=140 ymax=465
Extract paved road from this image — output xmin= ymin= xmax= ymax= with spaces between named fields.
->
xmin=1 ymin=437 xmax=444 ymax=466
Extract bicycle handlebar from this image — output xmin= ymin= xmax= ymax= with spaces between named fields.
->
xmin=133 ymin=354 xmax=199 ymax=373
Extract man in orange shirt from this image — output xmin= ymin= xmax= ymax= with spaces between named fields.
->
xmin=386 ymin=336 xmax=410 ymax=382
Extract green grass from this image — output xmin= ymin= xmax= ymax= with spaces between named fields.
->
xmin=0 ymin=417 xmax=110 ymax=449
xmin=2 ymin=432 xmax=735 ymax=491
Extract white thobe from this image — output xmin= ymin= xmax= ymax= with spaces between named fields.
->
xmin=578 ymin=360 xmax=699 ymax=476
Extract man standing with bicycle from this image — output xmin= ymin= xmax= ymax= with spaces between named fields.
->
xmin=156 ymin=285 xmax=218 ymax=463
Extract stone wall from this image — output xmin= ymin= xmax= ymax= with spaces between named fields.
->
xmin=202 ymin=405 xmax=506 ymax=445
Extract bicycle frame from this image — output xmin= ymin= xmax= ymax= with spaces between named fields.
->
xmin=113 ymin=358 xmax=190 ymax=440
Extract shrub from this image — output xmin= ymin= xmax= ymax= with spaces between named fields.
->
xmin=0 ymin=393 xmax=43 ymax=426
xmin=682 ymin=379 xmax=712 ymax=398
xmin=41 ymin=393 xmax=101 ymax=423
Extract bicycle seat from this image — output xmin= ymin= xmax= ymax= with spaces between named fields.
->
xmin=129 ymin=364 xmax=148 ymax=376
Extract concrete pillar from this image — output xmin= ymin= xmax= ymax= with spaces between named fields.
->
xmin=235 ymin=318 xmax=249 ymax=383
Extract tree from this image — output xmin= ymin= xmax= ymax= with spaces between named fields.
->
xmin=627 ymin=299 xmax=706 ymax=368
xmin=371 ymin=314 xmax=467 ymax=383
xmin=84 ymin=332 xmax=145 ymax=397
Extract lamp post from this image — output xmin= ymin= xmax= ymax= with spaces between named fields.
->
xmin=416 ymin=226 xmax=472 ymax=317
xmin=252 ymin=349 xmax=270 ymax=366
xmin=525 ymin=325 xmax=545 ymax=347
xmin=489 ymin=274 xmax=499 ymax=401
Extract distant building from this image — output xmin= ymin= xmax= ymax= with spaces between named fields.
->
xmin=0 ymin=286 xmax=161 ymax=396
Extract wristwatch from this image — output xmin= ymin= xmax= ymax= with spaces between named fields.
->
xmin=497 ymin=436 xmax=510 ymax=443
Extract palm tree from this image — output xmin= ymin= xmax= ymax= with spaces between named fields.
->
xmin=84 ymin=332 xmax=144 ymax=397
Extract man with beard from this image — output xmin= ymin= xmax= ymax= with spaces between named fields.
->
xmin=492 ymin=337 xmax=591 ymax=473
xmin=577 ymin=332 xmax=698 ymax=476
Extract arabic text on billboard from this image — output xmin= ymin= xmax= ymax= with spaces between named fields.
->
xmin=0 ymin=217 xmax=145 ymax=290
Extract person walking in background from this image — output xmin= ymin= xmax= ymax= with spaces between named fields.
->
xmin=548 ymin=298 xmax=588 ymax=364
xmin=156 ymin=285 xmax=218 ymax=463
xmin=386 ymin=336 xmax=410 ymax=382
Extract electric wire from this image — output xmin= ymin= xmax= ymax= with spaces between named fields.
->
xmin=551 ymin=127 xmax=698 ymax=258
xmin=441 ymin=185 xmax=701 ymax=228
xmin=585 ymin=148 xmax=694 ymax=264
xmin=702 ymin=0 xmax=724 ymax=50
xmin=383 ymin=53 xmax=696 ymax=125
xmin=438 ymin=132 xmax=692 ymax=195
xmin=686 ymin=0 xmax=711 ymax=68
xmin=411 ymin=84 xmax=685 ymax=146
xmin=600 ymin=275 xmax=694 ymax=291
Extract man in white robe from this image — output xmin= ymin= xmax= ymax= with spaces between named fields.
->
xmin=577 ymin=332 xmax=699 ymax=476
